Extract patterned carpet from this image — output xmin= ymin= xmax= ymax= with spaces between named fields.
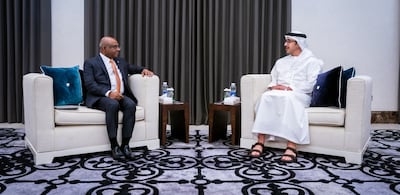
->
xmin=0 ymin=126 xmax=399 ymax=195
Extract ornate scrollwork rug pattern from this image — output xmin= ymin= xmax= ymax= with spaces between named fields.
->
xmin=0 ymin=127 xmax=399 ymax=194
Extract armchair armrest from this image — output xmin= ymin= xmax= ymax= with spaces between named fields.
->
xmin=23 ymin=73 xmax=55 ymax=152
xmin=344 ymin=75 xmax=372 ymax=151
xmin=128 ymin=74 xmax=160 ymax=139
xmin=240 ymin=74 xmax=272 ymax=139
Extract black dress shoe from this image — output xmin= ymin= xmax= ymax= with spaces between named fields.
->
xmin=111 ymin=146 xmax=125 ymax=160
xmin=121 ymin=145 xmax=135 ymax=160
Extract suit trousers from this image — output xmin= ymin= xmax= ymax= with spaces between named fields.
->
xmin=95 ymin=96 xmax=137 ymax=140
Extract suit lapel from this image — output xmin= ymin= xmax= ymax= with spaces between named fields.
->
xmin=96 ymin=55 xmax=111 ymax=82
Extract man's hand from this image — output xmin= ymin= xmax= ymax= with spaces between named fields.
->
xmin=141 ymin=69 xmax=154 ymax=77
xmin=270 ymin=85 xmax=292 ymax=91
xmin=108 ymin=91 xmax=124 ymax=100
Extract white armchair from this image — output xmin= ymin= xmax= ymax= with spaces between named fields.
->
xmin=23 ymin=73 xmax=160 ymax=165
xmin=240 ymin=74 xmax=372 ymax=164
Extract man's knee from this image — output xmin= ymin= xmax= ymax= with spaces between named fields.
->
xmin=123 ymin=97 xmax=136 ymax=111
xmin=107 ymin=100 xmax=120 ymax=112
xmin=125 ymin=101 xmax=136 ymax=112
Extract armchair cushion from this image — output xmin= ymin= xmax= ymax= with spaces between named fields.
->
xmin=306 ymin=107 xmax=345 ymax=126
xmin=310 ymin=66 xmax=342 ymax=107
xmin=54 ymin=106 xmax=145 ymax=125
xmin=40 ymin=65 xmax=83 ymax=106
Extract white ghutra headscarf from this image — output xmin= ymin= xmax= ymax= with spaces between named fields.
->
xmin=285 ymin=31 xmax=308 ymax=51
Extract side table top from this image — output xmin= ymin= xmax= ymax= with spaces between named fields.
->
xmin=212 ymin=101 xmax=241 ymax=106
xmin=159 ymin=101 xmax=186 ymax=105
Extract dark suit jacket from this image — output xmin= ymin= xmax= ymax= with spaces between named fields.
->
xmin=83 ymin=55 xmax=144 ymax=108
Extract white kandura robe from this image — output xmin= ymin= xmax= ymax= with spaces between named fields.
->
xmin=252 ymin=48 xmax=323 ymax=144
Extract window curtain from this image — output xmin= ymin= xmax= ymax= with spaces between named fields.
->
xmin=0 ymin=0 xmax=52 ymax=123
xmin=84 ymin=0 xmax=291 ymax=124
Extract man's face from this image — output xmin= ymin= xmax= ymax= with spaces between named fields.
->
xmin=101 ymin=38 xmax=120 ymax=59
xmin=284 ymin=38 xmax=301 ymax=56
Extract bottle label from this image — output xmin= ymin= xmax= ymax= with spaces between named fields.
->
xmin=230 ymin=83 xmax=236 ymax=97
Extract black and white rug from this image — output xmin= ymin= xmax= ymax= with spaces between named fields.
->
xmin=0 ymin=127 xmax=399 ymax=195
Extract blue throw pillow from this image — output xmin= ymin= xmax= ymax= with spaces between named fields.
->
xmin=40 ymin=65 xmax=83 ymax=106
xmin=310 ymin=66 xmax=342 ymax=107
xmin=340 ymin=67 xmax=356 ymax=108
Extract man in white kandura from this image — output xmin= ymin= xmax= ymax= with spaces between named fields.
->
xmin=249 ymin=31 xmax=323 ymax=162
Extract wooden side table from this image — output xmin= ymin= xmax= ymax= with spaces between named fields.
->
xmin=208 ymin=102 xmax=241 ymax=145
xmin=159 ymin=102 xmax=189 ymax=145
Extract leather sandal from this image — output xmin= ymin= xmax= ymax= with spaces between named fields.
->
xmin=249 ymin=142 xmax=264 ymax=158
xmin=280 ymin=147 xmax=298 ymax=163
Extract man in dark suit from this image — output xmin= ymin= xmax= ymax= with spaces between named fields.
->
xmin=83 ymin=36 xmax=154 ymax=160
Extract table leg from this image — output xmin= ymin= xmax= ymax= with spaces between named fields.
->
xmin=208 ymin=105 xmax=214 ymax=142
xmin=230 ymin=108 xmax=241 ymax=145
xmin=159 ymin=107 xmax=168 ymax=146
xmin=184 ymin=104 xmax=189 ymax=143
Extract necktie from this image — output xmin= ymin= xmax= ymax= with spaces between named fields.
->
xmin=110 ymin=59 xmax=121 ymax=93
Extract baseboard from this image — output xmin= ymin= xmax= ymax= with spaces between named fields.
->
xmin=371 ymin=111 xmax=399 ymax=123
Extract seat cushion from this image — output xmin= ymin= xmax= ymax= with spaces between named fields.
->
xmin=306 ymin=107 xmax=345 ymax=126
xmin=55 ymin=106 xmax=145 ymax=125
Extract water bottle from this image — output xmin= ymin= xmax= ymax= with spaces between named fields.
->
xmin=230 ymin=83 xmax=236 ymax=97
xmin=224 ymin=88 xmax=231 ymax=99
xmin=162 ymin=82 xmax=168 ymax=95
xmin=167 ymin=88 xmax=174 ymax=100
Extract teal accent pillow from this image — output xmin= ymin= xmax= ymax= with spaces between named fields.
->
xmin=310 ymin=66 xmax=342 ymax=107
xmin=40 ymin=65 xmax=83 ymax=106
xmin=340 ymin=67 xmax=356 ymax=108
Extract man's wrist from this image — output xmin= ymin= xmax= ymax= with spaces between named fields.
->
xmin=105 ymin=90 xmax=111 ymax=97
